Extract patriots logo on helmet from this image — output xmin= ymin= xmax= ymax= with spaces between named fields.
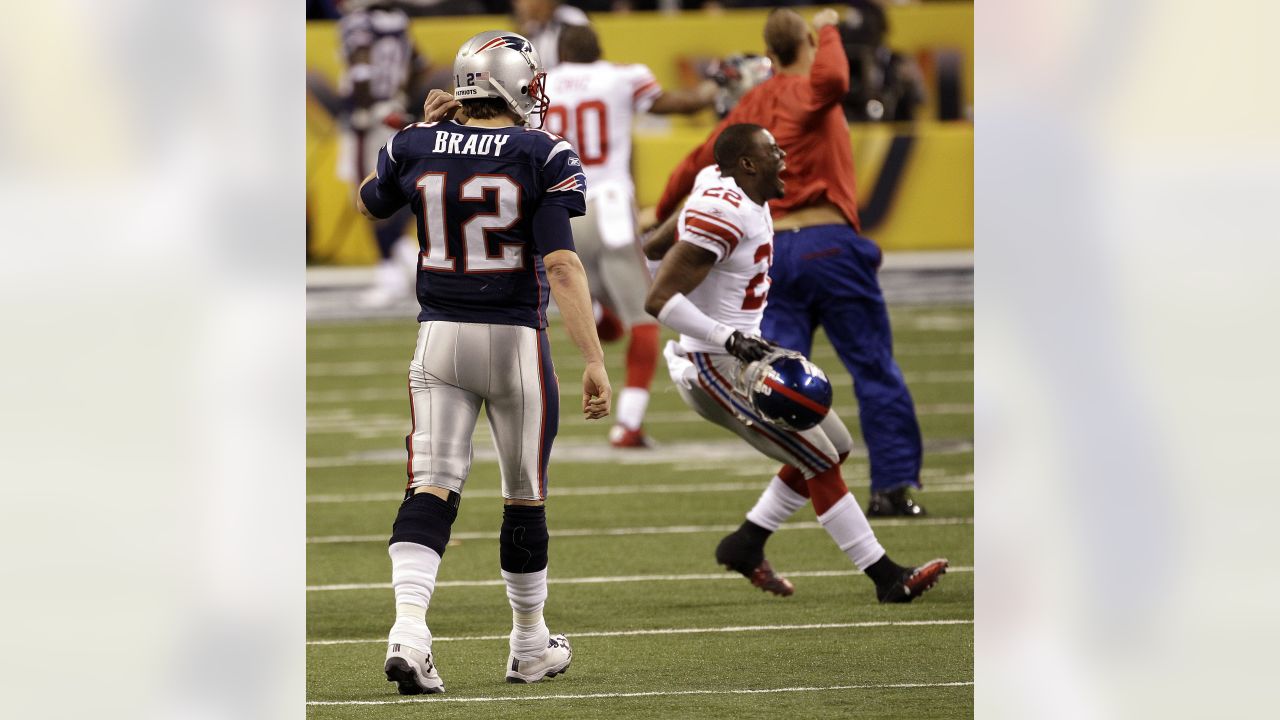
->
xmin=475 ymin=34 xmax=533 ymax=54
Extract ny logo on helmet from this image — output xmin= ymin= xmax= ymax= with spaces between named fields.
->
xmin=474 ymin=35 xmax=533 ymax=55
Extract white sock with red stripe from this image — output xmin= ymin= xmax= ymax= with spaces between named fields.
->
xmin=816 ymin=493 xmax=886 ymax=571
xmin=745 ymin=475 xmax=809 ymax=531
xmin=388 ymin=542 xmax=441 ymax=652
xmin=503 ymin=568 xmax=550 ymax=660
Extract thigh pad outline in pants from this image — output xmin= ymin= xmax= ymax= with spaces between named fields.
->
xmin=407 ymin=322 xmax=558 ymax=500
xmin=678 ymin=352 xmax=845 ymax=479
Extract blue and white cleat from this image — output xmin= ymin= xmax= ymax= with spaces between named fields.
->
xmin=505 ymin=634 xmax=572 ymax=684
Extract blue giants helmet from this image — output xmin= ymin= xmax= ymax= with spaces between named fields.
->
xmin=735 ymin=350 xmax=834 ymax=431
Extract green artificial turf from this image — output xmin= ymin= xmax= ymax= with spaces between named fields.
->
xmin=307 ymin=305 xmax=973 ymax=718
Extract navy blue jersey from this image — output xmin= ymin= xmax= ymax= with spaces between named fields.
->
xmin=364 ymin=120 xmax=587 ymax=328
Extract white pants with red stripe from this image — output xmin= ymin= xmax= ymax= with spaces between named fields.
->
xmin=405 ymin=321 xmax=558 ymax=501
xmin=675 ymin=351 xmax=854 ymax=479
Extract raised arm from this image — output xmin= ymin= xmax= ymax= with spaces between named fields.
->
xmin=356 ymin=141 xmax=408 ymax=219
xmin=803 ymin=12 xmax=851 ymax=113
xmin=647 ymin=81 xmax=718 ymax=115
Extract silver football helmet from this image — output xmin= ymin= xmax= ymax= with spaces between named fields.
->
xmin=452 ymin=30 xmax=549 ymax=126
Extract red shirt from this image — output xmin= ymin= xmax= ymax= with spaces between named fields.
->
xmin=656 ymin=25 xmax=860 ymax=232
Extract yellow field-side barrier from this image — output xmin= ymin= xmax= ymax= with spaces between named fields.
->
xmin=306 ymin=6 xmax=972 ymax=264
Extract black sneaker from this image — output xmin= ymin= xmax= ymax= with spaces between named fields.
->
xmin=867 ymin=487 xmax=926 ymax=517
xmin=876 ymin=558 xmax=948 ymax=603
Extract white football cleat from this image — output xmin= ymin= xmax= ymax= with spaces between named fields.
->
xmin=505 ymin=633 xmax=572 ymax=684
xmin=384 ymin=643 xmax=445 ymax=695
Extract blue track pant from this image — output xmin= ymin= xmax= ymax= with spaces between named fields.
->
xmin=761 ymin=224 xmax=923 ymax=492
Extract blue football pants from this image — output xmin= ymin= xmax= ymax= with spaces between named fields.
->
xmin=762 ymin=224 xmax=923 ymax=492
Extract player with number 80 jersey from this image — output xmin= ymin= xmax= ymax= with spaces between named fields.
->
xmin=542 ymin=61 xmax=659 ymax=189
xmin=363 ymin=119 xmax=587 ymax=328
xmin=673 ymin=165 xmax=775 ymax=353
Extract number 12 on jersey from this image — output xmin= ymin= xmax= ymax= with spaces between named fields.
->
xmin=416 ymin=173 xmax=525 ymax=273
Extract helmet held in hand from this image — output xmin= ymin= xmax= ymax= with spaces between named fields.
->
xmin=735 ymin=350 xmax=833 ymax=431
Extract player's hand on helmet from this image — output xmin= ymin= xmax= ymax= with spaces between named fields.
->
xmin=582 ymin=360 xmax=612 ymax=420
xmin=725 ymin=331 xmax=777 ymax=364
xmin=812 ymin=8 xmax=840 ymax=30
xmin=422 ymin=89 xmax=462 ymax=123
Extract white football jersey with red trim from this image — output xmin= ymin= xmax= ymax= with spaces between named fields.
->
xmin=542 ymin=61 xmax=664 ymax=191
xmin=676 ymin=171 xmax=775 ymax=353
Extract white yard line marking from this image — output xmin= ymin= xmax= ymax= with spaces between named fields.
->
xmin=305 ymin=477 xmax=974 ymax=505
xmin=306 ymin=344 xmax=973 ymax=377
xmin=307 ymin=516 xmax=974 ymax=544
xmin=307 ymin=370 xmax=975 ymax=403
xmin=308 ymin=317 xmax=972 ymax=349
xmin=305 ymin=481 xmax=766 ymax=503
xmin=306 ymin=680 xmax=974 ymax=705
xmin=306 ymin=566 xmax=973 ymax=592
xmin=306 ymin=404 xmax=974 ymax=436
xmin=306 ymin=439 xmax=974 ymax=468
xmin=307 ymin=619 xmax=973 ymax=646
xmin=307 ymin=310 xmax=972 ymax=350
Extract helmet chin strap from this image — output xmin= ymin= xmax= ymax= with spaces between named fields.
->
xmin=486 ymin=79 xmax=530 ymax=123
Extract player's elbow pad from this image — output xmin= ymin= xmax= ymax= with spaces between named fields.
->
xmin=359 ymin=179 xmax=402 ymax=220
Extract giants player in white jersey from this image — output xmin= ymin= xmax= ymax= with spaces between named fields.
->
xmin=543 ymin=24 xmax=716 ymax=448
xmin=644 ymin=124 xmax=947 ymax=603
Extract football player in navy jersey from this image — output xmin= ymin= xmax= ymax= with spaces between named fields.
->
xmin=338 ymin=1 xmax=431 ymax=307
xmin=356 ymin=30 xmax=609 ymax=693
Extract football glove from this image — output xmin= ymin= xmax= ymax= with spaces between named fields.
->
xmin=724 ymin=331 xmax=776 ymax=363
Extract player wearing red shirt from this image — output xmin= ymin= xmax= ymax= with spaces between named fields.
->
xmin=656 ymin=8 xmax=927 ymax=545
xmin=656 ymin=16 xmax=859 ymax=232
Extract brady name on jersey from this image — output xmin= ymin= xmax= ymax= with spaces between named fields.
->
xmin=361 ymin=118 xmax=587 ymax=328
